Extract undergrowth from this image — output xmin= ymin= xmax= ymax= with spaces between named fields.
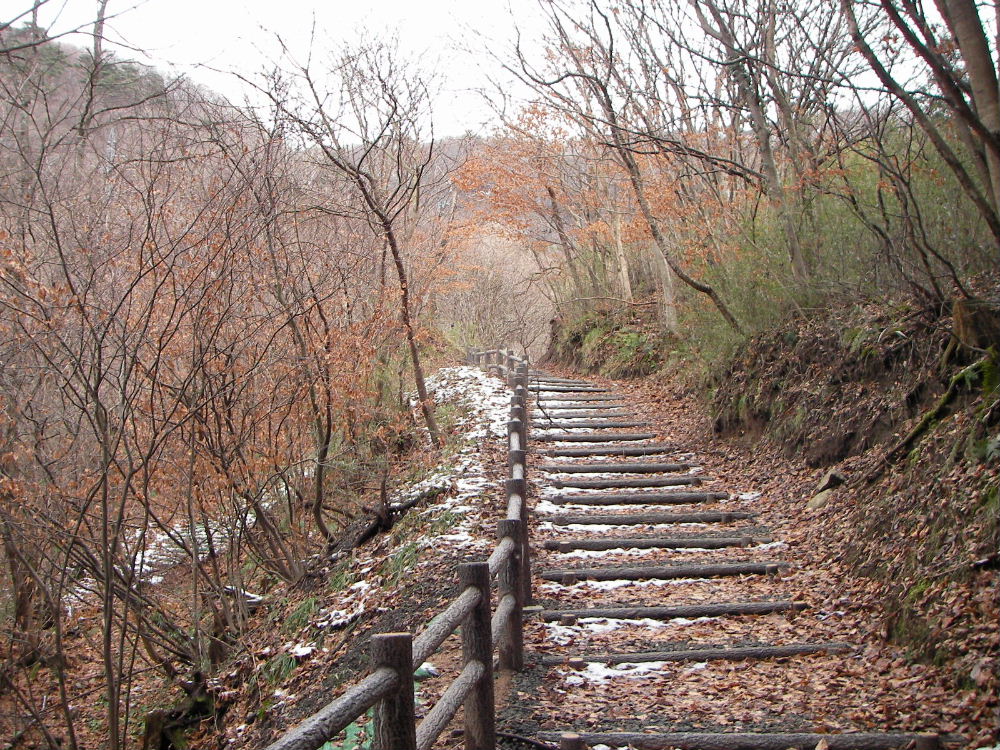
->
xmin=548 ymin=304 xmax=666 ymax=377
xmin=701 ymin=295 xmax=998 ymax=695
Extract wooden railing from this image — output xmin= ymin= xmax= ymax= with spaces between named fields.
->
xmin=263 ymin=350 xmax=531 ymax=750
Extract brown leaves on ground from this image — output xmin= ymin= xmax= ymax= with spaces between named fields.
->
xmin=499 ymin=367 xmax=997 ymax=748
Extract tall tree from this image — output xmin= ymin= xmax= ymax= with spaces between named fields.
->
xmin=264 ymin=40 xmax=444 ymax=448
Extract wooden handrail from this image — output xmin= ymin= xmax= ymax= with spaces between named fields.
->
xmin=415 ymin=660 xmax=485 ymax=750
xmin=262 ymin=668 xmax=397 ymax=750
xmin=263 ymin=350 xmax=530 ymax=750
xmin=412 ymin=586 xmax=480 ymax=666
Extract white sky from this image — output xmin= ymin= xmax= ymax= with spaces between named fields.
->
xmin=13 ymin=0 xmax=545 ymax=135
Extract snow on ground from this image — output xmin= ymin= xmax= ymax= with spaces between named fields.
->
xmin=287 ymin=366 xmax=513 ymax=648
xmin=561 ymin=661 xmax=669 ymax=685
xmin=558 ymin=657 xmax=711 ymax=685
xmin=556 ymin=547 xmax=714 ymax=559
xmin=544 ymin=615 xmax=719 ymax=644
xmin=535 ymin=495 xmax=736 ymax=512
xmin=552 ymin=540 xmax=778 ymax=559
xmin=536 ymin=468 xmax=705 ymax=480
xmin=539 ymin=521 xmax=715 ymax=533
xmin=540 ymin=578 xmax=711 ymax=592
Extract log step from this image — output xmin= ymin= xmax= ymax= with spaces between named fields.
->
xmin=532 ymin=409 xmax=632 ymax=419
xmin=538 ymin=462 xmax=690 ymax=474
xmin=536 ymin=420 xmax=649 ymax=430
xmin=536 ymin=395 xmax=622 ymax=402
xmin=540 ymin=444 xmax=678 ymax=457
xmin=534 ymin=432 xmax=657 ymax=443
xmin=535 ymin=403 xmax=633 ymax=411
xmin=550 ymin=491 xmax=728 ymax=505
xmin=543 ymin=535 xmax=757 ymax=552
xmin=535 ymin=731 xmax=943 ymax=750
xmin=538 ymin=642 xmax=852 ymax=666
xmin=540 ymin=561 xmax=789 ymax=583
xmin=540 ymin=600 xmax=807 ymax=622
xmin=532 ymin=385 xmax=608 ymax=393
xmin=551 ymin=477 xmax=703 ymax=490
xmin=550 ymin=511 xmax=757 ymax=525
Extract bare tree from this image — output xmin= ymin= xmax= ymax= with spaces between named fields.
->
xmin=511 ymin=0 xmax=744 ymax=333
xmin=262 ymin=39 xmax=444 ymax=448
xmin=842 ymin=0 xmax=1000 ymax=257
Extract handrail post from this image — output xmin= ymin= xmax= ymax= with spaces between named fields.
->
xmin=513 ymin=385 xmax=528 ymax=448
xmin=510 ymin=402 xmax=526 ymax=438
xmin=507 ymin=418 xmax=523 ymax=453
xmin=458 ymin=563 xmax=495 ymax=750
xmin=497 ymin=519 xmax=524 ymax=671
xmin=514 ymin=364 xmax=528 ymax=392
xmin=505 ymin=477 xmax=532 ymax=604
xmin=371 ymin=633 xmax=416 ymax=750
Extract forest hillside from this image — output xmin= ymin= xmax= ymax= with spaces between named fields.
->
xmin=0 ymin=1 xmax=997 ymax=749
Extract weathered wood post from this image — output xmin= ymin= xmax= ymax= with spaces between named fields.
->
xmin=559 ymin=732 xmax=586 ymax=750
xmin=458 ymin=562 xmax=495 ymax=750
xmin=513 ymin=384 xmax=528 ymax=448
xmin=507 ymin=417 xmax=523 ymax=454
xmin=371 ymin=633 xmax=416 ymax=750
xmin=497 ymin=519 xmax=524 ymax=671
xmin=514 ymin=363 xmax=528 ymax=392
xmin=510 ymin=400 xmax=526 ymax=444
xmin=505 ymin=477 xmax=532 ymax=604
xmin=508 ymin=447 xmax=527 ymax=472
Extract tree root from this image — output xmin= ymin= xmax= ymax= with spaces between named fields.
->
xmin=864 ymin=355 xmax=990 ymax=483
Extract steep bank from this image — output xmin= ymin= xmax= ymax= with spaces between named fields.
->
xmin=708 ymin=302 xmax=998 ymax=722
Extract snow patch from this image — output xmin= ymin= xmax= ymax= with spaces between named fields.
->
xmin=562 ymin=661 xmax=668 ymax=685
xmin=539 ymin=521 xmax=712 ymax=533
xmin=755 ymin=541 xmax=787 ymax=551
xmin=540 ymin=577 xmax=710 ymax=592
xmin=544 ymin=616 xmax=719 ymax=644
xmin=556 ymin=546 xmax=716 ymax=559
xmin=288 ymin=643 xmax=315 ymax=658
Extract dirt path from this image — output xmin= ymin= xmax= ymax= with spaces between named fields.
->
xmin=496 ymin=373 xmax=979 ymax=749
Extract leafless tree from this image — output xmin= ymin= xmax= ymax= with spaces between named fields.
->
xmin=261 ymin=38 xmax=445 ymax=448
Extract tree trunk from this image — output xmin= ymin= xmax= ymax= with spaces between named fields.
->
xmin=694 ymin=0 xmax=809 ymax=283
xmin=384 ymin=228 xmax=442 ymax=449
xmin=611 ymin=213 xmax=633 ymax=301
xmin=935 ymin=0 xmax=1000 ymax=218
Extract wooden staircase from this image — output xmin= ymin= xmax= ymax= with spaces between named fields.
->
xmin=505 ymin=373 xmax=948 ymax=750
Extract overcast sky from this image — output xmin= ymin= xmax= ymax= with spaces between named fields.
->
xmin=21 ymin=0 xmax=544 ymax=135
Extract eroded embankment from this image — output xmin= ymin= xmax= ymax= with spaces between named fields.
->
xmin=704 ymin=303 xmax=998 ymax=739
